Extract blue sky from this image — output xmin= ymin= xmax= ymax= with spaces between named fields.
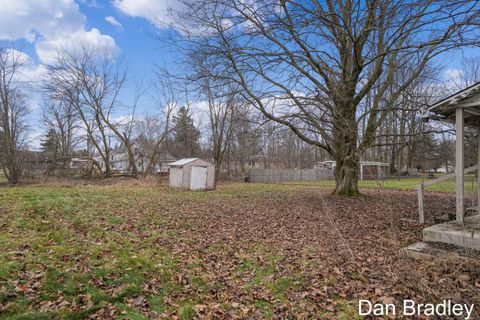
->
xmin=0 ymin=0 xmax=180 ymax=69
xmin=78 ymin=1 xmax=180 ymax=81
xmin=0 ymin=0 xmax=189 ymax=145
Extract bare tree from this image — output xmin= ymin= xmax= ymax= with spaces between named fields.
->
xmin=224 ymin=106 xmax=263 ymax=175
xmin=359 ymin=64 xmax=444 ymax=173
xmin=141 ymin=74 xmax=177 ymax=174
xmin=0 ymin=48 xmax=29 ymax=184
xmin=170 ymin=0 xmax=480 ymax=195
xmin=203 ymin=80 xmax=241 ymax=182
xmin=451 ymin=56 xmax=480 ymax=90
xmin=437 ymin=135 xmax=455 ymax=173
xmin=42 ymin=98 xmax=80 ymax=174
xmin=46 ymin=45 xmax=139 ymax=177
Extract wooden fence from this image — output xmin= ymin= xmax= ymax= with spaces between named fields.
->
xmin=247 ymin=168 xmax=333 ymax=183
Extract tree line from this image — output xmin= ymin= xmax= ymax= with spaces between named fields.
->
xmin=1 ymin=1 xmax=480 ymax=194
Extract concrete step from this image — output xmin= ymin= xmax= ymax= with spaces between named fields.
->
xmin=403 ymin=242 xmax=450 ymax=259
xmin=423 ymin=215 xmax=480 ymax=250
xmin=403 ymin=242 xmax=479 ymax=260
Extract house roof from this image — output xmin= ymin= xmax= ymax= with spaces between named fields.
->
xmin=158 ymin=152 xmax=176 ymax=162
xmin=169 ymin=158 xmax=214 ymax=167
xmin=428 ymin=81 xmax=480 ymax=126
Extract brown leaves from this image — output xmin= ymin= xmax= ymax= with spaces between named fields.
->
xmin=1 ymin=184 xmax=479 ymax=319
xmin=193 ymin=304 xmax=207 ymax=313
xmin=88 ymin=304 xmax=118 ymax=319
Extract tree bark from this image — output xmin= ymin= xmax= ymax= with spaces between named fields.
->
xmin=332 ymin=99 xmax=360 ymax=196
xmin=333 ymin=143 xmax=360 ymax=196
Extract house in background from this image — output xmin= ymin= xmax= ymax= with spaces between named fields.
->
xmin=225 ymin=155 xmax=288 ymax=175
xmin=108 ymin=146 xmax=176 ymax=174
xmin=315 ymin=160 xmax=389 ymax=180
xmin=436 ymin=163 xmax=454 ymax=174
xmin=156 ymin=151 xmax=177 ymax=174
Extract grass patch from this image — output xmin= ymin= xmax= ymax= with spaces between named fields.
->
xmin=255 ymin=300 xmax=273 ymax=319
xmin=0 ymin=181 xmax=474 ymax=318
xmin=286 ymin=175 xmax=478 ymax=192
xmin=178 ymin=302 xmax=196 ymax=320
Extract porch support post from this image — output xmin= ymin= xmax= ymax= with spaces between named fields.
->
xmin=478 ymin=127 xmax=480 ymax=215
xmin=455 ymin=107 xmax=465 ymax=223
xmin=417 ymin=183 xmax=425 ymax=224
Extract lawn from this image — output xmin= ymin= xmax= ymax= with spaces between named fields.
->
xmin=0 ymin=182 xmax=479 ymax=319
xmin=288 ymin=175 xmax=479 ymax=193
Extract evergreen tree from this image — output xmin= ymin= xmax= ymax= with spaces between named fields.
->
xmin=171 ymin=107 xmax=200 ymax=158
xmin=41 ymin=128 xmax=60 ymax=158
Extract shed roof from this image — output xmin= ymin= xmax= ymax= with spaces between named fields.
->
xmin=169 ymin=158 xmax=214 ymax=167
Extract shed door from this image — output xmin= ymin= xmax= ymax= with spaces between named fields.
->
xmin=190 ymin=166 xmax=207 ymax=190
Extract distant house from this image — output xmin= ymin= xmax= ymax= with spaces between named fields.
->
xmin=156 ymin=152 xmax=177 ymax=174
xmin=69 ymin=157 xmax=90 ymax=170
xmin=436 ymin=164 xmax=455 ymax=173
xmin=110 ymin=146 xmax=176 ymax=174
xmin=315 ymin=160 xmax=389 ymax=180
xmin=226 ymin=155 xmax=286 ymax=174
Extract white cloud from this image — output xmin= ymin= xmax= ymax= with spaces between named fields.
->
xmin=105 ymin=16 xmax=123 ymax=29
xmin=445 ymin=68 xmax=463 ymax=80
xmin=0 ymin=0 xmax=85 ymax=42
xmin=0 ymin=0 xmax=119 ymax=64
xmin=36 ymin=28 xmax=118 ymax=64
xmin=114 ymin=0 xmax=181 ymax=27
xmin=5 ymin=49 xmax=48 ymax=85
xmin=188 ymin=100 xmax=210 ymax=129
xmin=77 ymin=0 xmax=102 ymax=8
xmin=114 ymin=0 xmax=232 ymax=36
xmin=2 ymin=49 xmax=47 ymax=115
xmin=443 ymin=68 xmax=467 ymax=94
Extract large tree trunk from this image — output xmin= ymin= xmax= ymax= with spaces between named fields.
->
xmin=332 ymin=101 xmax=360 ymax=196
xmin=333 ymin=147 xmax=360 ymax=196
xmin=3 ymin=138 xmax=22 ymax=184
xmin=104 ymin=167 xmax=112 ymax=178
xmin=103 ymin=150 xmax=112 ymax=178
xmin=125 ymin=143 xmax=138 ymax=177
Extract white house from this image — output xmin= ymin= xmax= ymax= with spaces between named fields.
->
xmin=110 ymin=147 xmax=176 ymax=174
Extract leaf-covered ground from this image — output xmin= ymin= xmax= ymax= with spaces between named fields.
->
xmin=0 ymin=182 xmax=479 ymax=319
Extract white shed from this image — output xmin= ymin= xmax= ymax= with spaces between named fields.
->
xmin=168 ymin=158 xmax=215 ymax=191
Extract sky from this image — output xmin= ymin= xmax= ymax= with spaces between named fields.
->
xmin=0 ymin=0 xmax=182 ymax=68
xmin=0 ymin=0 xmax=190 ymax=147
xmin=0 ymin=0 xmax=477 ymax=148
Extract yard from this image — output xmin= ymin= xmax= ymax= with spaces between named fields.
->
xmin=0 ymin=181 xmax=479 ymax=319
xmin=291 ymin=175 xmax=479 ymax=193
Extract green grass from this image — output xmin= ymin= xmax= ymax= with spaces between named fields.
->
xmin=0 ymin=185 xmax=181 ymax=318
xmin=284 ymin=175 xmax=478 ymax=193
xmin=0 ymin=179 xmax=472 ymax=318
xmin=0 ymin=183 xmax=312 ymax=319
